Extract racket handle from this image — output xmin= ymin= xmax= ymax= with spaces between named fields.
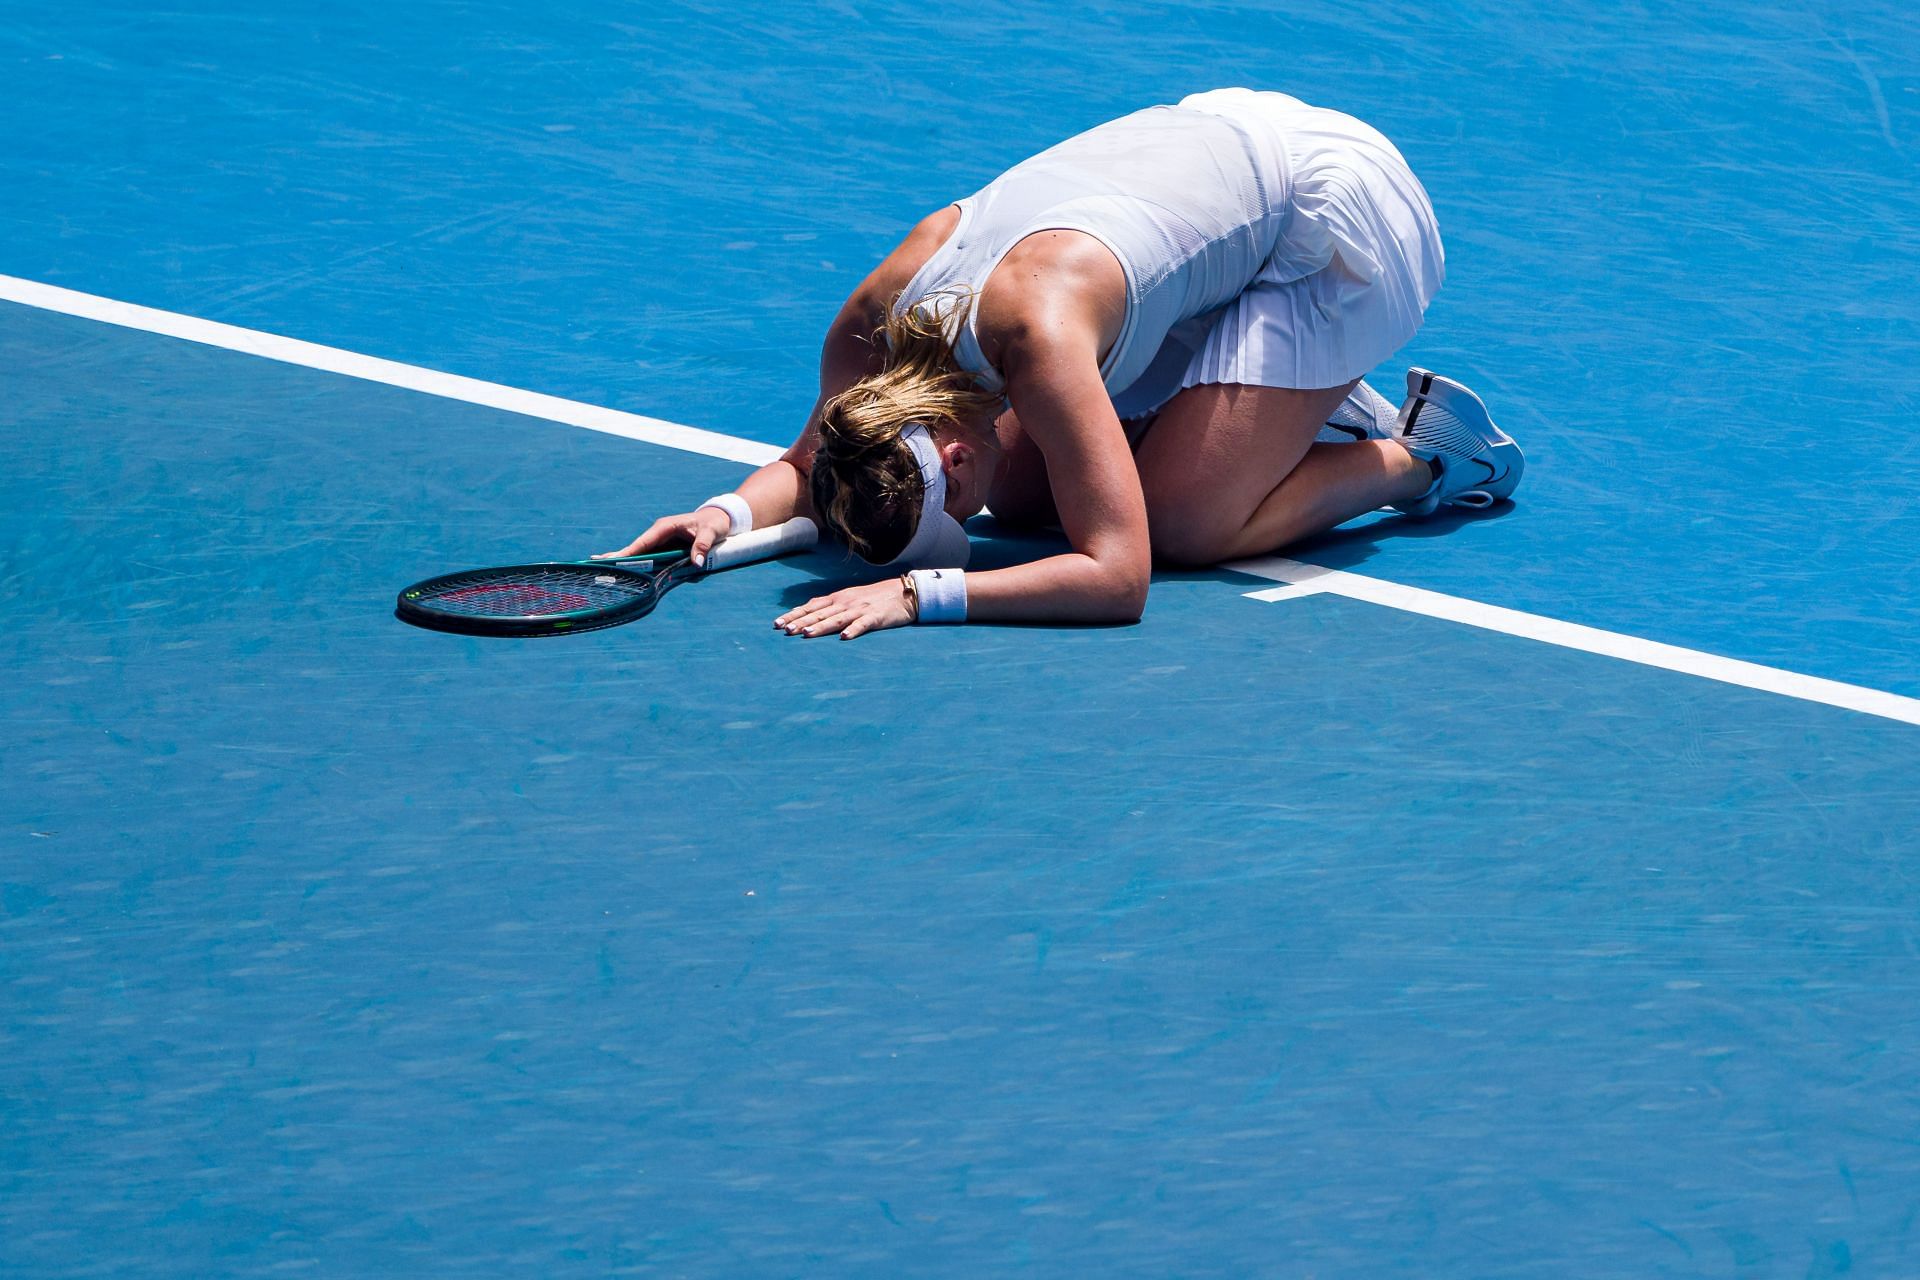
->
xmin=703 ymin=516 xmax=819 ymax=571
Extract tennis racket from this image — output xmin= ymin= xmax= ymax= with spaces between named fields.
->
xmin=395 ymin=516 xmax=818 ymax=637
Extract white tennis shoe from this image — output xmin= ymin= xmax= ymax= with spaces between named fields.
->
xmin=1317 ymin=381 xmax=1397 ymax=444
xmin=1390 ymin=368 xmax=1524 ymax=516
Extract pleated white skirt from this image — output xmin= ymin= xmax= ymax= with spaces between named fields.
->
xmin=1110 ymin=89 xmax=1446 ymax=417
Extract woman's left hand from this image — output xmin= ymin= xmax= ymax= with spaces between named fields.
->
xmin=775 ymin=578 xmax=914 ymax=641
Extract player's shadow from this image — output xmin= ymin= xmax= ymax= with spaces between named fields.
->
xmin=1279 ymin=499 xmax=1519 ymax=569
xmin=772 ymin=502 xmax=1517 ymax=610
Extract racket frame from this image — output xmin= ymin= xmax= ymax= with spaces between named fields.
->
xmin=395 ymin=555 xmax=690 ymax=637
xmin=393 ymin=517 xmax=818 ymax=638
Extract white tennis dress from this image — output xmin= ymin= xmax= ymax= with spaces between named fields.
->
xmin=896 ymin=88 xmax=1445 ymax=417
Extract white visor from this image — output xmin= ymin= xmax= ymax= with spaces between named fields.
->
xmin=876 ymin=423 xmax=972 ymax=568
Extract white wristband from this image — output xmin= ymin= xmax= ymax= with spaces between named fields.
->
xmin=698 ymin=493 xmax=754 ymax=536
xmin=908 ymin=568 xmax=967 ymax=624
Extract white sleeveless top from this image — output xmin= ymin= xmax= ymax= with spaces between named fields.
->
xmin=895 ymin=97 xmax=1298 ymax=404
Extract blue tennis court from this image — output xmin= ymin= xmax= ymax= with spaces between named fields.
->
xmin=5 ymin=3 xmax=1918 ymax=1275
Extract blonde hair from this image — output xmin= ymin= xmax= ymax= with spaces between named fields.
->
xmin=811 ymin=291 xmax=1003 ymax=563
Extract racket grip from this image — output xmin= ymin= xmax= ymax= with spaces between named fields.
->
xmin=703 ymin=516 xmax=819 ymax=571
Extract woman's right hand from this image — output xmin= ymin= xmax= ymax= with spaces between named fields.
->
xmin=596 ymin=505 xmax=735 ymax=567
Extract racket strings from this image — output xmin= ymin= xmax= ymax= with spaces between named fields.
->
xmin=409 ymin=566 xmax=653 ymax=620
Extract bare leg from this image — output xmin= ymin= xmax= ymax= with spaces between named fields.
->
xmin=1134 ymin=380 xmax=1432 ymax=565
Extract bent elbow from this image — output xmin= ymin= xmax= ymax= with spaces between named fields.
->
xmin=1109 ymin=572 xmax=1149 ymax=624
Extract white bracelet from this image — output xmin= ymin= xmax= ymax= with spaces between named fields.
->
xmin=908 ymin=568 xmax=967 ymax=623
xmin=698 ymin=493 xmax=754 ymax=536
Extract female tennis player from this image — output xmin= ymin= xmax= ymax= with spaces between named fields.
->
xmin=603 ymin=87 xmax=1521 ymax=639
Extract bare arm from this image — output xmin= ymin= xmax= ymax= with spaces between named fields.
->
xmin=770 ymin=227 xmax=1147 ymax=637
xmin=605 ymin=209 xmax=957 ymax=558
xmin=732 ymin=295 xmax=885 ymax=527
xmin=735 ymin=208 xmax=966 ymax=526
xmin=770 ymin=326 xmax=1149 ymax=639
xmin=962 ymin=318 xmax=1151 ymax=624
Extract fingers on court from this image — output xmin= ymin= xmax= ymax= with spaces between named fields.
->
xmin=637 ymin=517 xmax=686 ymax=551
xmin=596 ymin=518 xmax=679 ymax=560
xmin=776 ymin=593 xmax=837 ymax=624
xmin=803 ymin=610 xmax=857 ymax=638
xmin=776 ymin=597 xmax=849 ymax=637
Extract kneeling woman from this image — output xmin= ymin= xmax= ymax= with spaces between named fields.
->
xmin=605 ymin=88 xmax=1521 ymax=639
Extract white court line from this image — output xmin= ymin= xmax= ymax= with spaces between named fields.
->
xmin=0 ymin=274 xmax=783 ymax=468
xmin=5 ymin=271 xmax=1917 ymax=728
xmin=1228 ymin=556 xmax=1920 ymax=727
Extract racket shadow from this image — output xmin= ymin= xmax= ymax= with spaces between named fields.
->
xmin=1284 ymin=499 xmax=1521 ymax=572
